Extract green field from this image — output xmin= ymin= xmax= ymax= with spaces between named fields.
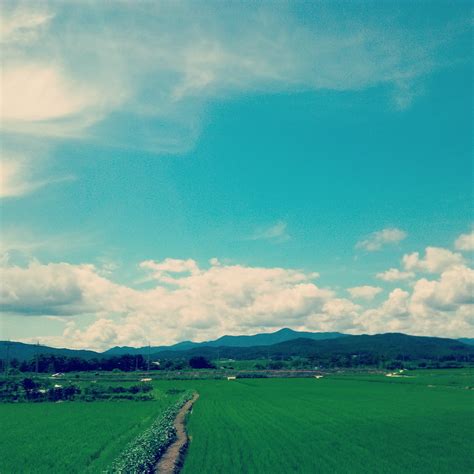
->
xmin=0 ymin=370 xmax=472 ymax=473
xmin=169 ymin=371 xmax=474 ymax=474
xmin=0 ymin=392 xmax=179 ymax=474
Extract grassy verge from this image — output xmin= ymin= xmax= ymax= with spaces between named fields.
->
xmin=106 ymin=390 xmax=194 ymax=474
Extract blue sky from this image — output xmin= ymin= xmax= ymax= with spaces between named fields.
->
xmin=1 ymin=1 xmax=473 ymax=349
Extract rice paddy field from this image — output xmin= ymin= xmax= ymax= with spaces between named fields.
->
xmin=0 ymin=369 xmax=472 ymax=474
xmin=0 ymin=392 xmax=179 ymax=474
xmin=167 ymin=370 xmax=474 ymax=474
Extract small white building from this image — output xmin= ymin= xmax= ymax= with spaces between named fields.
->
xmin=227 ymin=376 xmax=237 ymax=381
xmin=314 ymin=375 xmax=324 ymax=379
xmin=140 ymin=378 xmax=152 ymax=382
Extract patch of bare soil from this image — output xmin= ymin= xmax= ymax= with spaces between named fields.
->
xmin=155 ymin=393 xmax=199 ymax=474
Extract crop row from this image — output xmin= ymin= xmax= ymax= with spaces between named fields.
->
xmin=105 ymin=390 xmax=194 ymax=473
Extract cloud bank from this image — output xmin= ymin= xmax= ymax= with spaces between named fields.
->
xmin=2 ymin=233 xmax=473 ymax=350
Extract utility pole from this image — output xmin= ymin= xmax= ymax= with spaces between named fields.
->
xmin=4 ymin=341 xmax=10 ymax=377
xmin=35 ymin=341 xmax=40 ymax=374
xmin=147 ymin=343 xmax=151 ymax=373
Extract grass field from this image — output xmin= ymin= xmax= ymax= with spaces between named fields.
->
xmin=0 ymin=370 xmax=472 ymax=473
xmin=0 ymin=391 xmax=179 ymax=474
xmin=160 ymin=371 xmax=474 ymax=474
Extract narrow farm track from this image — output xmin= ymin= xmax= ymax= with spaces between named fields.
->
xmin=155 ymin=393 xmax=199 ymax=474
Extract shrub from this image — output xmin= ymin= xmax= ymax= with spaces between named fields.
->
xmin=189 ymin=356 xmax=214 ymax=369
xmin=106 ymin=391 xmax=194 ymax=473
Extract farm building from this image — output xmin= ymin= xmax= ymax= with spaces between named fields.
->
xmin=227 ymin=376 xmax=237 ymax=381
xmin=140 ymin=378 xmax=152 ymax=382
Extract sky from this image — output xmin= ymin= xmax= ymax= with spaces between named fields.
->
xmin=0 ymin=1 xmax=473 ymax=350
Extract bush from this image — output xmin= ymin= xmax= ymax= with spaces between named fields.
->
xmin=189 ymin=356 xmax=215 ymax=369
xmin=106 ymin=391 xmax=194 ymax=473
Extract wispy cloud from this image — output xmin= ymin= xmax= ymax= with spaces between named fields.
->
xmin=0 ymin=2 xmax=469 ymax=197
xmin=2 ymin=3 xmax=464 ymax=149
xmin=0 ymin=150 xmax=74 ymax=198
xmin=248 ymin=221 xmax=290 ymax=243
xmin=356 ymin=228 xmax=407 ymax=252
xmin=0 ymin=227 xmax=96 ymax=264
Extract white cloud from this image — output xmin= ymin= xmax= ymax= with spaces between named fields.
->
xmin=376 ymin=268 xmax=415 ymax=282
xmin=0 ymin=157 xmax=41 ymax=198
xmin=248 ymin=221 xmax=290 ymax=242
xmin=139 ymin=258 xmax=201 ymax=284
xmin=411 ymin=265 xmax=474 ymax=311
xmin=356 ymin=264 xmax=474 ymax=337
xmin=403 ymin=246 xmax=464 ymax=273
xmin=0 ymin=3 xmax=466 ymax=197
xmin=455 ymin=230 xmax=474 ymax=251
xmin=347 ymin=285 xmax=382 ymax=300
xmin=1 ymin=258 xmax=331 ymax=349
xmin=0 ymin=6 xmax=53 ymax=45
xmin=1 ymin=3 xmax=461 ymax=149
xmin=0 ymin=261 xmax=123 ymax=316
xmin=0 ymin=151 xmax=73 ymax=198
xmin=3 ymin=247 xmax=473 ymax=349
xmin=356 ymin=227 xmax=407 ymax=251
xmin=1 ymin=64 xmax=100 ymax=124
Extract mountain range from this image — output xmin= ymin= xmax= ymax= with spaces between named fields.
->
xmin=149 ymin=333 xmax=473 ymax=361
xmin=103 ymin=328 xmax=347 ymax=356
xmin=1 ymin=328 xmax=473 ymax=362
xmin=0 ymin=328 xmax=345 ymax=361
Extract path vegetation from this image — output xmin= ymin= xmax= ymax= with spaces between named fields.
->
xmin=155 ymin=393 xmax=199 ymax=474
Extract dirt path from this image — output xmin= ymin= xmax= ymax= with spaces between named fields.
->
xmin=155 ymin=393 xmax=199 ymax=474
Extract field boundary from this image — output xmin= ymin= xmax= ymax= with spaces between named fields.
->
xmin=155 ymin=393 xmax=199 ymax=474
xmin=105 ymin=391 xmax=195 ymax=474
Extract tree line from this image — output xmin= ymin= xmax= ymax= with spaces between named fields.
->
xmin=1 ymin=351 xmax=470 ymax=376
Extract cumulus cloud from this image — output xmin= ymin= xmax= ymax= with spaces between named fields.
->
xmin=0 ymin=261 xmax=122 ymax=316
xmin=356 ymin=228 xmax=407 ymax=251
xmin=347 ymin=285 xmax=382 ymax=300
xmin=403 ymin=246 xmax=464 ymax=273
xmin=1 ymin=258 xmax=333 ymax=349
xmin=356 ymin=264 xmax=474 ymax=336
xmin=376 ymin=268 xmax=415 ymax=282
xmin=455 ymin=230 xmax=474 ymax=251
xmin=139 ymin=258 xmax=201 ymax=284
xmin=4 ymin=243 xmax=473 ymax=349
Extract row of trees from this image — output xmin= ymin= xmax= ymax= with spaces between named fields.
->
xmin=1 ymin=354 xmax=152 ymax=374
xmin=1 ymin=351 xmax=470 ymax=375
xmin=0 ymin=377 xmax=154 ymax=403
